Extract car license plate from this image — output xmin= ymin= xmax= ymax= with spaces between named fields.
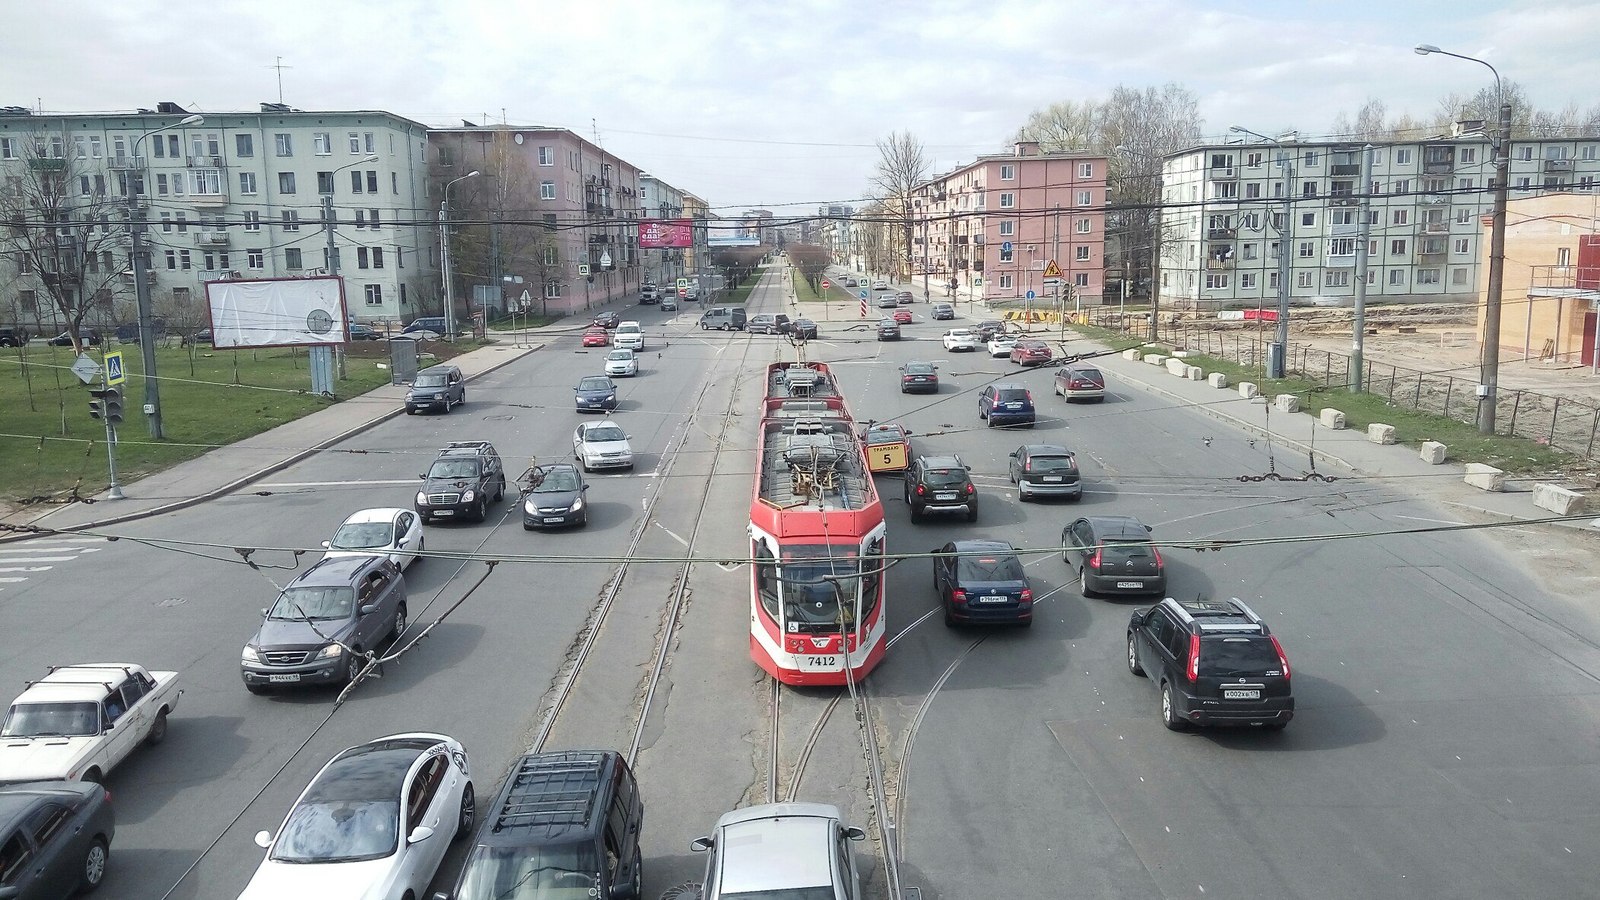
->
xmin=1042 ymin=476 xmax=1063 ymax=483
xmin=935 ymin=492 xmax=956 ymax=500
xmin=268 ymin=674 xmax=301 ymax=683
xmin=1006 ymin=402 xmax=1022 ymax=409
xmin=544 ymin=517 xmax=565 ymax=524
xmin=435 ymin=510 xmax=453 ymax=517
xmin=1224 ymin=689 xmax=1261 ymax=700
xmin=979 ymin=595 xmax=1007 ymax=603
xmin=1116 ymin=581 xmax=1143 ymax=589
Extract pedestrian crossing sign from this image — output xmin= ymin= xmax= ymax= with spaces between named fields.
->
xmin=103 ymin=351 xmax=126 ymax=386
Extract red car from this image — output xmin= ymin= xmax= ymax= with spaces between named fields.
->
xmin=593 ymin=311 xmax=620 ymax=329
xmin=581 ymin=328 xmax=610 ymax=347
xmin=892 ymin=308 xmax=913 ymax=324
xmin=1010 ymin=339 xmax=1053 ymax=366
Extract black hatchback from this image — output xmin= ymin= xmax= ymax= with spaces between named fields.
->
xmin=0 ymin=781 xmax=115 ymax=897
xmin=1062 ymin=515 xmax=1166 ymax=597
xmin=1128 ymin=597 xmax=1294 ymax=730
xmin=932 ymin=540 xmax=1034 ymax=627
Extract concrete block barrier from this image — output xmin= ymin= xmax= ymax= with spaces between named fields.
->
xmin=1367 ymin=423 xmax=1396 ymax=444
xmin=1172 ymin=350 xmax=1191 ymax=359
xmin=1121 ymin=348 xmax=1142 ymax=361
xmin=1143 ymin=353 xmax=1167 ymax=366
xmin=1463 ymin=463 xmax=1505 ymax=492
xmin=1419 ymin=441 xmax=1447 ymax=465
xmin=1165 ymin=358 xmax=1189 ymax=377
xmin=1319 ymin=408 xmax=1347 ymax=429
xmin=1185 ymin=365 xmax=1205 ymax=381
xmin=1239 ymin=382 xmax=1259 ymax=399
xmin=1533 ymin=483 xmax=1587 ymax=515
xmin=1273 ymin=394 xmax=1301 ymax=413
xmin=1208 ymin=372 xmax=1230 ymax=388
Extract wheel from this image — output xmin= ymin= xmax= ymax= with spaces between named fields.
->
xmin=1079 ymin=568 xmax=1094 ymax=598
xmin=985 ymin=416 xmax=994 ymax=428
xmin=1162 ymin=682 xmax=1189 ymax=731
xmin=1018 ymin=617 xmax=1033 ymax=628
xmin=390 ymin=602 xmax=408 ymax=642
xmin=475 ymin=497 xmax=488 ymax=522
xmin=1018 ymin=488 xmax=1030 ymax=502
xmin=81 ymin=768 xmax=102 ymax=785
xmin=459 ymin=390 xmax=466 ymax=404
xmin=909 ymin=503 xmax=922 ymax=523
xmin=413 ymin=536 xmax=424 ymax=565
xmin=700 ymin=322 xmax=708 ymax=330
xmin=405 ymin=408 xmax=415 ymax=415
xmin=455 ymin=781 xmax=476 ymax=839
xmin=345 ymin=653 xmax=363 ymax=686
xmin=78 ymin=837 xmax=108 ymax=893
xmin=495 ymin=479 xmax=504 ymax=502
xmin=523 ymin=522 xmax=535 ymax=531
xmin=144 ymin=710 xmax=168 ymax=746
xmin=943 ymin=605 xmax=956 ymax=627
xmin=1127 ymin=635 xmax=1145 ymax=677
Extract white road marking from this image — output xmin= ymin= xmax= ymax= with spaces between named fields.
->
xmin=0 ymin=566 xmax=52 ymax=574
xmin=0 ymin=577 xmax=28 ymax=584
xmin=1392 ymin=514 xmax=1469 ymax=526
xmin=654 ymin=523 xmax=690 ymax=547
xmin=0 ymin=556 xmax=79 ymax=564
xmin=257 ymin=479 xmax=419 ymax=487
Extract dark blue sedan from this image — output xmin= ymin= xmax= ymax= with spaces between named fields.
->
xmin=932 ymin=540 xmax=1034 ymax=627
xmin=575 ymin=375 xmax=618 ymax=412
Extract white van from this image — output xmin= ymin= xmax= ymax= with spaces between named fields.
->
xmin=614 ymin=321 xmax=645 ymax=351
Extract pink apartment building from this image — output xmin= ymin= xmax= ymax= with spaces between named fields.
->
xmin=913 ymin=142 xmax=1107 ymax=306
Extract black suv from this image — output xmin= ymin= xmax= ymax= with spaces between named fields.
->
xmin=416 ymin=441 xmax=506 ymax=523
xmin=932 ymin=540 xmax=1034 ymax=627
xmin=904 ymin=455 xmax=977 ymax=522
xmin=1127 ymin=597 xmax=1294 ymax=731
xmin=438 ymin=750 xmax=645 ymax=900
xmin=405 ymin=364 xmax=465 ymax=414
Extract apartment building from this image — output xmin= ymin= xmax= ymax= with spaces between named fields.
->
xmin=640 ymin=174 xmax=687 ymax=288
xmin=912 ymin=142 xmax=1108 ymax=305
xmin=682 ymin=192 xmax=712 ymax=290
xmin=0 ymin=102 xmax=434 ymax=329
xmin=427 ymin=125 xmax=645 ymax=316
xmin=819 ymin=204 xmax=853 ymax=263
xmin=1478 ymin=193 xmax=1600 ymax=365
xmin=1159 ymin=125 xmax=1600 ymax=311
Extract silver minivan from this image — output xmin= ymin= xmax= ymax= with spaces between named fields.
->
xmin=698 ymin=307 xmax=746 ymax=331
xmin=692 ymin=802 xmax=864 ymax=899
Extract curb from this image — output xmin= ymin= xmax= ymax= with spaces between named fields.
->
xmin=1 ymin=344 xmax=541 ymax=541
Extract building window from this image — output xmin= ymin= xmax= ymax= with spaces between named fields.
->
xmin=278 ymin=172 xmax=296 ymax=194
xmin=1455 ymin=208 xmax=1473 ymax=224
xmin=1391 ymin=209 xmax=1408 ymax=226
xmin=364 ymin=133 xmax=375 ymax=154
xmin=999 ymin=192 xmax=1015 ymax=209
xmin=281 ymin=210 xmax=300 ymax=232
xmin=998 ymin=220 xmax=1014 ymax=236
xmin=246 ymin=249 xmax=264 ymax=270
xmin=357 ymin=247 xmax=370 ymax=269
xmin=1075 ymin=245 xmax=1090 ymax=261
xmin=1075 ymin=218 xmax=1090 ymax=234
xmin=1074 ymin=272 xmax=1089 ymax=287
xmin=354 ymin=210 xmax=366 ymax=229
xmin=1300 ymin=212 xmax=1316 ymax=227
xmin=1076 ymin=189 xmax=1091 ymax=206
xmin=1298 ymin=241 xmax=1315 ymax=258
xmin=164 ymin=250 xmax=175 ymax=270
xmin=1395 ymin=148 xmax=1411 ymax=165
xmin=998 ymin=274 xmax=1013 ymax=289
xmin=1460 ymin=147 xmax=1478 ymax=164
xmin=1300 ymin=181 xmax=1318 ymax=198
xmin=348 ymin=132 xmax=361 ymax=154
xmin=1269 ymin=272 xmax=1280 ymax=289
xmin=1205 ymin=273 xmax=1229 ymax=289
xmin=368 ymin=209 xmax=380 ymax=230
xmin=538 ymin=146 xmax=555 ymax=166
xmin=1241 ymin=273 xmax=1257 ymax=289
xmin=1078 ymin=162 xmax=1093 ymax=178
xmin=1296 ymin=271 xmax=1313 ymax=288
xmin=179 ymin=250 xmax=192 ymax=270
xmin=235 ymin=134 xmax=253 ymax=157
xmin=1453 ymin=238 xmax=1469 ymax=254
xmin=1000 ymin=164 xmax=1015 ymax=181
xmin=274 ymin=133 xmax=293 ymax=157
xmin=372 ymin=248 xmax=384 ymax=269
xmin=1213 ymin=182 xmax=1238 ymax=199
xmin=89 ymin=136 xmax=103 ymax=158
xmin=1328 ymin=238 xmax=1355 ymax=256
xmin=391 ymin=172 xmax=399 ymax=194
xmin=999 ymin=246 xmax=1014 ymax=262
xmin=243 ymin=211 xmax=260 ymax=232
xmin=317 ymin=171 xmax=335 ymax=194
xmin=542 ymin=213 xmax=557 ymax=231
xmin=1390 ymin=239 xmax=1407 ymax=255
xmin=364 ymin=284 xmax=383 ymax=306
xmin=1302 ymin=150 xmax=1319 ymax=167
xmin=1324 ymin=271 xmax=1350 ymax=287
xmin=1451 ymin=268 xmax=1469 ymax=285
xmin=239 ymin=172 xmax=257 ymax=195
xmin=1389 ymin=269 xmax=1406 ymax=285
xmin=540 ymin=180 xmax=556 ymax=200
xmin=366 ymin=171 xmax=377 ymax=193
xmin=1417 ymin=268 xmax=1440 ymax=285
xmin=313 ymin=132 xmax=331 ymax=155
xmin=175 ymin=213 xmax=188 ymax=233
xmin=1243 ymin=182 xmax=1261 ymax=200
xmin=350 ymin=171 xmax=363 ymax=193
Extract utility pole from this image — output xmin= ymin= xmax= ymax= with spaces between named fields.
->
xmin=1350 ymin=144 xmax=1373 ymax=391
xmin=1480 ymin=99 xmax=1512 ymax=434
xmin=440 ymin=171 xmax=479 ymax=338
xmin=1271 ymin=158 xmax=1297 ymax=378
xmin=322 ymin=193 xmax=348 ymax=380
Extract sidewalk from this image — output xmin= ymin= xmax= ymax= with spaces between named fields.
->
xmin=1 ymin=339 xmax=542 ymax=538
xmin=1051 ymin=329 xmax=1600 ymax=534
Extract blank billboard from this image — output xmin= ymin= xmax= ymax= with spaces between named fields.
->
xmin=204 ymin=277 xmax=351 ymax=349
xmin=639 ymin=219 xmax=693 ymax=249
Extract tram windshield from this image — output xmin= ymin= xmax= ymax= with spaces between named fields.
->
xmin=779 ymin=545 xmax=861 ymax=634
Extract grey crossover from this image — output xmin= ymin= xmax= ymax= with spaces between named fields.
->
xmin=241 ymin=555 xmax=407 ymax=693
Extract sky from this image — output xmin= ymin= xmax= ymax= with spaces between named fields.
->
xmin=6 ymin=0 xmax=1600 ymax=216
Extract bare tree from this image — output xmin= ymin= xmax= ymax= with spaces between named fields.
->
xmin=0 ymin=127 xmax=131 ymax=352
xmin=786 ymin=244 xmax=831 ymax=292
xmin=1013 ymin=99 xmax=1100 ymax=152
xmin=870 ymin=131 xmax=929 ymax=282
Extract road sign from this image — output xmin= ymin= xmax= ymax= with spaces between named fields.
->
xmin=677 ymin=277 xmax=689 ymax=289
xmin=1026 ymin=290 xmax=1036 ymax=300
xmin=70 ymin=354 xmax=101 ymax=385
xmin=1001 ymin=241 xmax=1013 ymax=253
xmin=578 ymin=263 xmax=591 ymax=276
xmin=821 ymin=279 xmax=830 ymax=290
xmin=103 ymin=351 xmax=126 ymax=386
xmin=1042 ymin=259 xmax=1062 ymax=279
xmin=600 ymin=251 xmax=612 ymax=268
xmin=519 ymin=289 xmax=532 ymax=311
xmin=858 ymin=290 xmax=868 ymax=300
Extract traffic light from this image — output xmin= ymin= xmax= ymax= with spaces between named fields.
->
xmin=88 ymin=387 xmax=123 ymax=424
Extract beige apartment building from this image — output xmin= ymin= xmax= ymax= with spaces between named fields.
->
xmin=1479 ymin=193 xmax=1600 ymax=367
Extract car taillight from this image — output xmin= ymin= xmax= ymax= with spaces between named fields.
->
xmin=964 ymin=483 xmax=975 ymax=495
xmin=1187 ymin=633 xmax=1201 ymax=682
xmin=103 ymin=788 xmax=112 ymax=802
xmin=916 ymin=484 xmax=925 ymax=495
xmin=1024 ymin=460 xmax=1031 ymax=472
xmin=1019 ymin=589 xmax=1032 ymax=603
xmin=1152 ymin=547 xmax=1163 ymax=567
xmin=1025 ymin=390 xmax=1034 ymax=403
xmin=1270 ymin=635 xmax=1291 ymax=680
xmin=952 ymin=589 xmax=966 ymax=604
xmin=1087 ymin=549 xmax=1101 ymax=569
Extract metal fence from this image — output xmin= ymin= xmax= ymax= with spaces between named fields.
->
xmin=1085 ymin=310 xmax=1600 ymax=461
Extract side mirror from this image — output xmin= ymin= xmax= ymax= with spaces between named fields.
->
xmin=964 ymin=465 xmax=972 ymax=471
xmin=254 ymin=830 xmax=273 ymax=849
xmin=359 ymin=604 xmax=378 ymax=616
xmin=845 ymin=826 xmax=867 ymax=841
xmin=1009 ymin=450 xmax=1018 ymax=458
xmin=582 ymin=484 xmax=590 ymax=490
xmin=320 ymin=540 xmax=331 ymax=549
xmin=690 ymin=836 xmax=713 ymax=852
xmin=1130 ymin=611 xmax=1148 ymax=628
xmin=260 ymin=608 xmax=269 ymax=618
xmin=419 ymin=473 xmax=427 ymax=480
xmin=407 ymin=825 xmax=435 ymax=844
xmin=1145 ymin=524 xmax=1154 ymax=532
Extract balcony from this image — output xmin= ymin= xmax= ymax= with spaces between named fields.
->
xmin=1418 ymin=251 xmax=1447 ymax=264
xmin=1326 ymin=195 xmax=1358 ymax=207
xmin=193 ymin=231 xmax=230 ymax=246
xmin=588 ymin=233 xmax=611 ymax=244
xmin=1422 ymin=161 xmax=1455 ymax=175
xmin=187 ymin=155 xmax=226 ymax=168
xmin=1208 ymin=166 xmax=1237 ymax=180
xmin=1422 ymin=194 xmax=1453 ymax=205
xmin=1419 ymin=222 xmax=1450 ymax=234
xmin=955 ymin=235 xmax=969 ymax=245
xmin=119 ymin=270 xmax=157 ymax=285
xmin=1529 ymin=263 xmax=1600 ymax=295
xmin=1205 ymin=257 xmax=1235 ymax=270
xmin=107 ymin=156 xmax=145 ymax=170
xmin=27 ymin=157 xmax=66 ymax=172
xmin=972 ymin=260 xmax=984 ymax=272
xmin=1545 ymin=159 xmax=1574 ymax=173
xmin=1206 ymin=227 xmax=1237 ymax=240
xmin=1325 ymin=254 xmax=1356 ymax=267
xmin=1330 ymin=163 xmax=1361 ymax=177
xmin=188 ymin=191 xmax=228 ymax=207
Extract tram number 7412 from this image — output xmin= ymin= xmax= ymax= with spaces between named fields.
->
xmin=801 ymin=655 xmax=840 ymax=669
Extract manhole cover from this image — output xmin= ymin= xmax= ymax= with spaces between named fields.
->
xmin=157 ymin=597 xmax=187 ymax=607
xmin=484 ymin=414 xmax=514 ymax=422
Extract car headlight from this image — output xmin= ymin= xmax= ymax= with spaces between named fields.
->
xmin=316 ymin=643 xmax=343 ymax=659
xmin=461 ymin=489 xmax=476 ymax=502
xmin=416 ymin=491 xmax=428 ymax=505
xmin=241 ymin=645 xmax=259 ymax=663
xmin=524 ymin=499 xmax=539 ymax=514
xmin=569 ymin=497 xmax=585 ymax=512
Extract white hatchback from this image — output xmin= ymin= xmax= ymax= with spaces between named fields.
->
xmin=605 ymin=348 xmax=639 ymax=377
xmin=987 ymin=335 xmax=1019 ymax=358
xmin=942 ymin=328 xmax=980 ymax=352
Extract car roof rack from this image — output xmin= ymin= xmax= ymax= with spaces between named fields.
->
xmin=440 ymin=440 xmax=494 ymax=456
xmin=1162 ymin=596 xmax=1267 ymax=633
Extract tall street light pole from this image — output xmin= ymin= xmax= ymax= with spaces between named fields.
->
xmin=323 ymin=155 xmax=379 ymax=378
xmin=1416 ymin=43 xmax=1510 ymax=435
xmin=1231 ymin=126 xmax=1296 ymax=378
xmin=440 ymin=171 xmax=479 ymax=339
xmin=129 ymin=113 xmax=203 ymax=440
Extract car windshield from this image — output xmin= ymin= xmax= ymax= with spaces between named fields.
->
xmin=607 ymin=350 xmax=632 ymax=360
xmin=1 ymin=701 xmax=100 ymax=737
xmin=1200 ymin=636 xmax=1281 ymax=677
xmin=923 ymin=468 xmax=968 ymax=487
xmin=577 ymin=377 xmax=612 ymax=391
xmin=455 ymin=844 xmax=601 ymax=900
xmin=330 ymin=522 xmax=394 ymax=550
xmin=271 ymin=800 xmax=399 ymax=864
xmin=269 ymin=586 xmax=355 ymax=621
xmin=584 ymin=425 xmax=627 ymax=443
xmin=531 ymin=469 xmax=581 ymax=493
xmin=428 ymin=459 xmax=479 ymax=480
xmin=779 ymin=546 xmax=863 ymax=633
xmin=1028 ymin=455 xmax=1076 ymax=473
xmin=957 ymin=553 xmax=1025 ymax=581
xmin=413 ymin=374 xmax=447 ymax=388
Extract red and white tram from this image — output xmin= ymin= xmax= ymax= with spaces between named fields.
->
xmin=749 ymin=361 xmax=888 ymax=686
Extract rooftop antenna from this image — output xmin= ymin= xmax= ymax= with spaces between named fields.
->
xmin=267 ymin=57 xmax=292 ymax=104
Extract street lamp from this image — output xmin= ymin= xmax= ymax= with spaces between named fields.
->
xmin=129 ymin=113 xmax=203 ymax=439
xmin=439 ymin=171 xmax=479 ymax=339
xmin=324 ymin=155 xmax=379 ymax=378
xmin=1230 ymin=125 xmax=1296 ymax=378
xmin=1416 ymin=43 xmax=1511 ymax=436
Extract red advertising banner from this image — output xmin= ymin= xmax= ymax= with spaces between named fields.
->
xmin=639 ymin=219 xmax=693 ymax=249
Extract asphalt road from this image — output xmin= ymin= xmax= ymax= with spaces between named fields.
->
xmin=6 ymin=270 xmax=1600 ymax=900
